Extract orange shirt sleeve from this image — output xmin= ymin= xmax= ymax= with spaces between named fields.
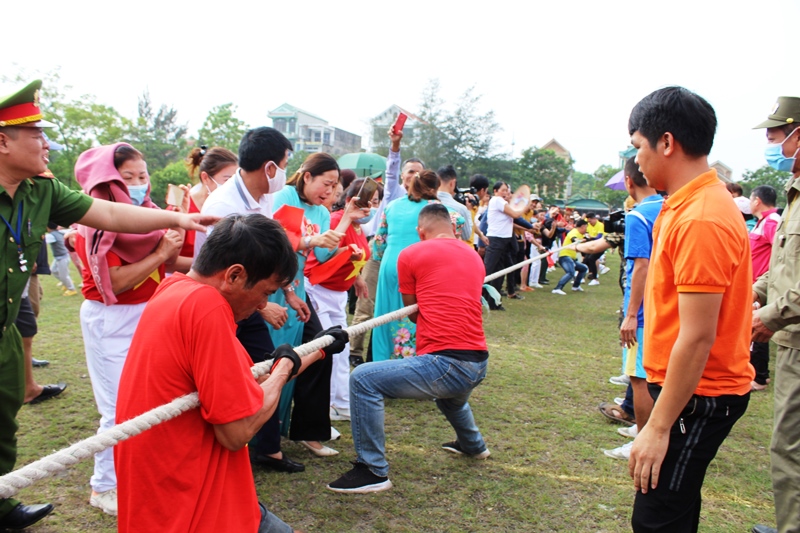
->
xmin=669 ymin=220 xmax=743 ymax=294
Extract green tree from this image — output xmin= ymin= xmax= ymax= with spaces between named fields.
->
xmin=467 ymin=155 xmax=516 ymax=187
xmin=516 ymin=147 xmax=572 ymax=202
xmin=570 ymin=171 xmax=598 ymax=198
xmin=373 ymin=81 xmax=502 ymax=173
xmin=286 ymin=150 xmax=311 ymax=176
xmin=46 ymin=97 xmax=132 ymax=188
xmin=197 ymin=103 xmax=248 ymax=152
xmin=148 ymin=160 xmax=191 ymax=208
xmin=739 ymin=164 xmax=792 ymax=202
xmin=130 ymin=90 xmax=187 ymax=172
xmin=408 ymin=79 xmax=449 ymax=169
xmin=440 ymin=85 xmax=500 ymax=172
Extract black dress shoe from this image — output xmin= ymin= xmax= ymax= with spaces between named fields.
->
xmin=31 ymin=358 xmax=49 ymax=368
xmin=492 ymin=305 xmax=507 ymax=312
xmin=250 ymin=453 xmax=305 ymax=473
xmin=0 ymin=503 xmax=54 ymax=529
xmin=28 ymin=383 xmax=67 ymax=405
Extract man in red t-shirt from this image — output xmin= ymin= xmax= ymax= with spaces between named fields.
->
xmin=327 ymin=203 xmax=490 ymax=494
xmin=115 ymin=215 xmax=348 ymax=533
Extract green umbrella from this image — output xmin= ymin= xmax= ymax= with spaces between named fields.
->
xmin=337 ymin=152 xmax=387 ymax=178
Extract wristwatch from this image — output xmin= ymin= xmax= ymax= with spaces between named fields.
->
xmin=303 ymin=236 xmax=312 ymax=249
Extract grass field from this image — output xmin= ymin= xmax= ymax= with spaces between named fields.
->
xmin=13 ymin=252 xmax=775 ymax=532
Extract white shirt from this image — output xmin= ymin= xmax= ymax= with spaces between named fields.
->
xmin=486 ymin=196 xmax=513 ymax=238
xmin=194 ymin=169 xmax=274 ymax=256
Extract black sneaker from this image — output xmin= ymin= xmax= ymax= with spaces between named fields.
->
xmin=539 ymin=280 xmax=550 ymax=285
xmin=327 ymin=462 xmax=392 ymax=493
xmin=441 ymin=441 xmax=490 ymax=459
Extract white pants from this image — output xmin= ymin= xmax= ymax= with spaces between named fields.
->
xmin=528 ymin=255 xmax=541 ymax=286
xmin=550 ymin=240 xmax=560 ymax=260
xmin=80 ymin=299 xmax=146 ymax=492
xmin=50 ymin=255 xmax=76 ymax=291
xmin=306 ymin=283 xmax=350 ymax=411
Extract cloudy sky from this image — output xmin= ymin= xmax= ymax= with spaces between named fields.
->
xmin=3 ymin=0 xmax=798 ymax=179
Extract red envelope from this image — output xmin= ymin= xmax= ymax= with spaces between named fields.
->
xmin=272 ymin=205 xmax=305 ymax=251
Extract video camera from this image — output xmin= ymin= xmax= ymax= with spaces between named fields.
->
xmin=602 ymin=210 xmax=626 ymax=234
xmin=454 ymin=186 xmax=478 ymax=206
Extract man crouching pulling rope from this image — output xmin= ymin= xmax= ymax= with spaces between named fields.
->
xmin=327 ymin=203 xmax=490 ymax=494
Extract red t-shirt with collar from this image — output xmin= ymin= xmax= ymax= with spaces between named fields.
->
xmin=397 ymin=238 xmax=487 ymax=355
xmin=75 ymin=233 xmax=164 ymax=304
xmin=115 ymin=274 xmax=264 ymax=533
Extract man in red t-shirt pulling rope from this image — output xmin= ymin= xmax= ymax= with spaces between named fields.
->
xmin=115 ymin=215 xmax=348 ymax=533
xmin=327 ymin=203 xmax=490 ymax=494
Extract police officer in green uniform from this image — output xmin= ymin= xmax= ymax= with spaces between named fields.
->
xmin=751 ymin=98 xmax=800 ymax=533
xmin=0 ymin=80 xmax=219 ymax=530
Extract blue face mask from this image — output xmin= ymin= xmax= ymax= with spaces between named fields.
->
xmin=127 ymin=184 xmax=148 ymax=206
xmin=765 ymin=132 xmax=800 ymax=172
xmin=355 ymin=207 xmax=377 ymax=225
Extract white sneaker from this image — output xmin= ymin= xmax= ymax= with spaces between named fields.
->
xmin=603 ymin=441 xmax=633 ymax=460
xmin=571 ymin=286 xmax=584 ymax=292
xmin=588 ymin=279 xmax=600 ymax=286
xmin=609 ymin=374 xmax=630 ymax=386
xmin=551 ymin=289 xmax=566 ymax=295
xmin=600 ymin=266 xmax=611 ymax=275
xmin=330 ymin=426 xmax=341 ymax=440
xmin=613 ymin=397 xmax=624 ymax=406
xmin=618 ymin=425 xmax=639 ymax=439
xmin=90 ymin=488 xmax=118 ymax=516
xmin=330 ymin=406 xmax=350 ymax=421
xmin=530 ymin=283 xmax=544 ymax=289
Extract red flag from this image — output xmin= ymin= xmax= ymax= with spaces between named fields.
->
xmin=305 ymin=244 xmax=361 ymax=286
xmin=272 ymin=205 xmax=305 ymax=251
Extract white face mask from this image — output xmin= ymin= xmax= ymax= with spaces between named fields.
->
xmin=267 ymin=162 xmax=286 ymax=194
xmin=204 ymin=176 xmax=222 ymax=195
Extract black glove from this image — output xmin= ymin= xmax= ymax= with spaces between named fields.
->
xmin=269 ymin=344 xmax=302 ymax=378
xmin=314 ymin=326 xmax=349 ymax=358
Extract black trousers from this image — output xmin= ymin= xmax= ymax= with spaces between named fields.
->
xmin=512 ymin=240 xmax=528 ymax=289
xmin=484 ymin=236 xmax=517 ymax=301
xmin=583 ymin=252 xmax=601 ymax=279
xmin=750 ymin=341 xmax=770 ymax=385
xmin=236 ymin=312 xmax=281 ymax=456
xmin=288 ymin=295 xmax=333 ymax=442
xmin=631 ymin=384 xmax=749 ymax=533
xmin=538 ymin=256 xmax=549 ymax=283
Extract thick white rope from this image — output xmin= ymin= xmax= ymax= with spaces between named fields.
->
xmin=0 ymin=243 xmax=572 ymax=498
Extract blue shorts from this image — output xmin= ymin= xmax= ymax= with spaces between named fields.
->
xmin=622 ymin=327 xmax=645 ymax=379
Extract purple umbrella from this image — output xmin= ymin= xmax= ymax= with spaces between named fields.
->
xmin=605 ymin=169 xmax=626 ymax=191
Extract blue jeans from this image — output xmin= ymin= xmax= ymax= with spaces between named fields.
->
xmin=556 ymin=256 xmax=588 ymax=290
xmin=349 ymin=354 xmax=488 ymax=477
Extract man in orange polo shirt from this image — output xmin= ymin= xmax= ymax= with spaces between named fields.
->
xmin=626 ymin=87 xmax=754 ymax=532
